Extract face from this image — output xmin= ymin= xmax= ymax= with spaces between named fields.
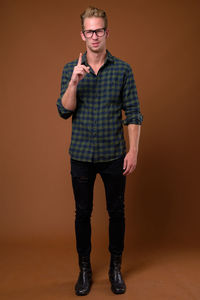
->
xmin=81 ymin=17 xmax=109 ymax=53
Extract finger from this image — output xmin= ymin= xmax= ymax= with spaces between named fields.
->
xmin=75 ymin=65 xmax=90 ymax=75
xmin=127 ymin=164 xmax=136 ymax=175
xmin=123 ymin=166 xmax=129 ymax=175
xmin=82 ymin=65 xmax=90 ymax=73
xmin=123 ymin=159 xmax=133 ymax=175
xmin=129 ymin=165 xmax=135 ymax=174
xmin=123 ymin=157 xmax=127 ymax=170
xmin=77 ymin=53 xmax=82 ymax=66
xmin=123 ymin=169 xmax=128 ymax=175
xmin=123 ymin=165 xmax=131 ymax=175
xmin=76 ymin=65 xmax=89 ymax=72
xmin=123 ymin=159 xmax=127 ymax=175
xmin=75 ymin=65 xmax=89 ymax=72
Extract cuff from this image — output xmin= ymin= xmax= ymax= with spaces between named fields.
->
xmin=56 ymin=99 xmax=74 ymax=119
xmin=123 ymin=113 xmax=143 ymax=126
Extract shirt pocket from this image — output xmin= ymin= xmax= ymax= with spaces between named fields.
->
xmin=106 ymin=79 xmax=123 ymax=105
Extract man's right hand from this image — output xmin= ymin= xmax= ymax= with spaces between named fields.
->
xmin=70 ymin=53 xmax=90 ymax=86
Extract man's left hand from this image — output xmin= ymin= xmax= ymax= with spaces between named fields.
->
xmin=123 ymin=151 xmax=138 ymax=176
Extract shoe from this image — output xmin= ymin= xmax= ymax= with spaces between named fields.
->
xmin=75 ymin=255 xmax=92 ymax=296
xmin=109 ymin=254 xmax=126 ymax=294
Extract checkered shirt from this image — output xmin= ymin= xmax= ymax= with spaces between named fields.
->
xmin=56 ymin=50 xmax=143 ymax=162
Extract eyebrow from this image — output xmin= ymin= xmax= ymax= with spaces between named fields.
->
xmin=84 ymin=28 xmax=104 ymax=31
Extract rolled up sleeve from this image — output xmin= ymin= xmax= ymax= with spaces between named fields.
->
xmin=122 ymin=66 xmax=143 ymax=125
xmin=56 ymin=64 xmax=74 ymax=120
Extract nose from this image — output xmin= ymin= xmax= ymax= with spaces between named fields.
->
xmin=92 ymin=32 xmax=98 ymax=39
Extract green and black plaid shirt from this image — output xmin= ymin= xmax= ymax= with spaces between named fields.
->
xmin=56 ymin=50 xmax=143 ymax=162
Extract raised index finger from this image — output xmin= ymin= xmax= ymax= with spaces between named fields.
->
xmin=77 ymin=53 xmax=82 ymax=66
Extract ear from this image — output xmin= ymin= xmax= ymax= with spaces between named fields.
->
xmin=105 ymin=29 xmax=109 ymax=38
xmin=80 ymin=31 xmax=86 ymax=42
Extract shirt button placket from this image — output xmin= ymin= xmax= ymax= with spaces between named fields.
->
xmin=93 ymin=76 xmax=98 ymax=161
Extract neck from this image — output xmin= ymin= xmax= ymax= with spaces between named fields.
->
xmin=86 ymin=49 xmax=107 ymax=66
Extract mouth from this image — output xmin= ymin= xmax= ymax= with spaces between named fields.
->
xmin=92 ymin=43 xmax=100 ymax=47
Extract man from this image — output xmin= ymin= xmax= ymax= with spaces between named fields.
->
xmin=56 ymin=6 xmax=143 ymax=296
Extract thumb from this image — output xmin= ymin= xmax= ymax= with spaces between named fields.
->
xmin=123 ymin=157 xmax=127 ymax=170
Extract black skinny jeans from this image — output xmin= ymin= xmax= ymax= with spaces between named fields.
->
xmin=70 ymin=155 xmax=126 ymax=257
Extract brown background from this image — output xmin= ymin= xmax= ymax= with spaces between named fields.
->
xmin=1 ymin=0 xmax=200 ymax=299
xmin=1 ymin=0 xmax=200 ymax=247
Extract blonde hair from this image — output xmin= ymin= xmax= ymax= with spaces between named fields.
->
xmin=80 ymin=6 xmax=108 ymax=31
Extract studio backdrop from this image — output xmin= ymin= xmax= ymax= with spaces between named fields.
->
xmin=1 ymin=0 xmax=199 ymax=249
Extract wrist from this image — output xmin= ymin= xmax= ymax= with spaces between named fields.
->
xmin=128 ymin=147 xmax=138 ymax=154
xmin=69 ymin=79 xmax=78 ymax=88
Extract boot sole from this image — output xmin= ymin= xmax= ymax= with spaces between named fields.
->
xmin=109 ymin=277 xmax=126 ymax=294
xmin=75 ymin=281 xmax=92 ymax=296
xmin=111 ymin=286 xmax=126 ymax=294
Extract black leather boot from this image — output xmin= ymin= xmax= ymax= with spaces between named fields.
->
xmin=109 ymin=254 xmax=126 ymax=294
xmin=75 ymin=255 xmax=92 ymax=296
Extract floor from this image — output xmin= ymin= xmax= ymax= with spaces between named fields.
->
xmin=0 ymin=239 xmax=200 ymax=300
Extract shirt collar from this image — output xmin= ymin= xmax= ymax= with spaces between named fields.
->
xmin=81 ymin=49 xmax=114 ymax=65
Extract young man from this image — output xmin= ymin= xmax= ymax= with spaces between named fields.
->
xmin=56 ymin=6 xmax=143 ymax=296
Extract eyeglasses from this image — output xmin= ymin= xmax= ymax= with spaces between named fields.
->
xmin=83 ymin=28 xmax=106 ymax=38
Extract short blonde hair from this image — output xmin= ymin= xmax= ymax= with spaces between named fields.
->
xmin=80 ymin=6 xmax=108 ymax=31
